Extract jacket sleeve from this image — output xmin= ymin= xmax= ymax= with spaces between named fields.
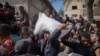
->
xmin=49 ymin=29 xmax=61 ymax=42
xmin=61 ymin=31 xmax=78 ymax=49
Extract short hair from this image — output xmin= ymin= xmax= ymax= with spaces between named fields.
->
xmin=21 ymin=26 xmax=28 ymax=32
xmin=0 ymin=3 xmax=3 ymax=8
xmin=65 ymin=14 xmax=68 ymax=17
xmin=11 ymin=24 xmax=20 ymax=34
xmin=4 ymin=2 xmax=10 ymax=8
xmin=4 ymin=2 xmax=9 ymax=5
xmin=43 ymin=31 xmax=50 ymax=34
xmin=0 ymin=24 xmax=11 ymax=36
xmin=79 ymin=31 xmax=90 ymax=39
xmin=19 ymin=6 xmax=24 ymax=10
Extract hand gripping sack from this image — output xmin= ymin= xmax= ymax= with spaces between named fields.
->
xmin=34 ymin=12 xmax=72 ymax=38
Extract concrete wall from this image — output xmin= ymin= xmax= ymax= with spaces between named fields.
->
xmin=64 ymin=0 xmax=100 ymax=20
xmin=64 ymin=0 xmax=85 ymax=19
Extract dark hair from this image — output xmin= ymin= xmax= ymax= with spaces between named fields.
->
xmin=4 ymin=2 xmax=10 ymax=9
xmin=11 ymin=24 xmax=20 ymax=34
xmin=0 ymin=3 xmax=3 ymax=8
xmin=5 ymin=2 xmax=9 ymax=5
xmin=43 ymin=31 xmax=50 ymax=39
xmin=65 ymin=14 xmax=68 ymax=17
xmin=43 ymin=31 xmax=50 ymax=34
xmin=0 ymin=24 xmax=11 ymax=37
xmin=21 ymin=26 xmax=28 ymax=32
xmin=19 ymin=6 xmax=24 ymax=10
xmin=79 ymin=31 xmax=90 ymax=40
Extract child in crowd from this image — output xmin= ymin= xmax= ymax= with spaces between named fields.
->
xmin=0 ymin=24 xmax=14 ymax=53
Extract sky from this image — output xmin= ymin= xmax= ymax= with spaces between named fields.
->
xmin=49 ymin=0 xmax=63 ymax=13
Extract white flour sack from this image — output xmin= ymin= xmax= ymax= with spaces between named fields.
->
xmin=34 ymin=12 xmax=72 ymax=38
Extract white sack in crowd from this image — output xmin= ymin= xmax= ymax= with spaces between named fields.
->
xmin=34 ymin=12 xmax=72 ymax=38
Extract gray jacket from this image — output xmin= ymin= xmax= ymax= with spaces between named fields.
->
xmin=44 ymin=29 xmax=61 ymax=56
xmin=38 ymin=29 xmax=61 ymax=56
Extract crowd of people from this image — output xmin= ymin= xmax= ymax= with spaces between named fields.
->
xmin=0 ymin=2 xmax=15 ymax=25
xmin=0 ymin=2 xmax=100 ymax=56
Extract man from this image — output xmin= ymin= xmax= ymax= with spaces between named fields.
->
xmin=18 ymin=6 xmax=29 ymax=26
xmin=93 ymin=32 xmax=100 ymax=56
xmin=14 ymin=32 xmax=40 ymax=56
xmin=61 ymin=31 xmax=94 ymax=56
xmin=20 ymin=27 xmax=29 ymax=39
xmin=65 ymin=14 xmax=70 ymax=22
xmin=10 ymin=24 xmax=21 ymax=45
xmin=3 ymin=2 xmax=15 ymax=24
xmin=75 ymin=19 xmax=81 ymax=30
xmin=0 ymin=24 xmax=14 ymax=53
xmin=0 ymin=3 xmax=4 ymax=24
xmin=79 ymin=15 xmax=84 ymax=25
xmin=43 ymin=24 xmax=67 ymax=56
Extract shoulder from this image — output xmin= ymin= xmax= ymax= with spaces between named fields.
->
xmin=15 ymin=39 xmax=26 ymax=46
xmin=16 ymin=39 xmax=26 ymax=42
xmin=95 ymin=48 xmax=100 ymax=56
xmin=26 ymin=38 xmax=33 ymax=43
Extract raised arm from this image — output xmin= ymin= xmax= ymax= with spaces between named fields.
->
xmin=61 ymin=29 xmax=78 ymax=48
xmin=49 ymin=24 xmax=67 ymax=42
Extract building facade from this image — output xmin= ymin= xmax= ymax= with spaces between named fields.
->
xmin=64 ymin=0 xmax=100 ymax=20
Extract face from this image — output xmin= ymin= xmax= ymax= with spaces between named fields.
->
xmin=90 ymin=33 xmax=96 ymax=42
xmin=81 ymin=37 xmax=89 ymax=46
xmin=20 ymin=31 xmax=29 ymax=39
xmin=44 ymin=33 xmax=50 ymax=40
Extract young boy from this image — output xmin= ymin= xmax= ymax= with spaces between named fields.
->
xmin=0 ymin=24 xmax=13 ymax=53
